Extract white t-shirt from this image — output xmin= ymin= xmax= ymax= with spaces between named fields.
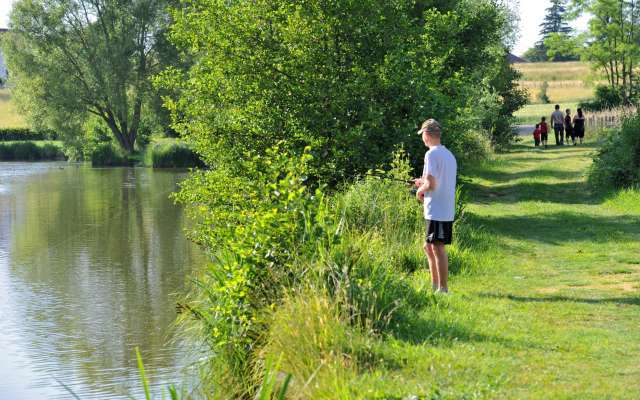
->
xmin=551 ymin=110 xmax=564 ymax=126
xmin=422 ymin=145 xmax=457 ymax=222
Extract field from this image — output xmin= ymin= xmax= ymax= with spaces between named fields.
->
xmin=514 ymin=101 xmax=581 ymax=125
xmin=513 ymin=61 xmax=606 ymax=125
xmin=0 ymin=88 xmax=28 ymax=128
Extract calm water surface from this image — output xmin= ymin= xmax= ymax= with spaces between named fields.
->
xmin=0 ymin=162 xmax=205 ymax=399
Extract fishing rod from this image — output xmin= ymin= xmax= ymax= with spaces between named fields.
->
xmin=363 ymin=172 xmax=417 ymax=185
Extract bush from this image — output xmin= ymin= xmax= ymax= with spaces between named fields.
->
xmin=90 ymin=143 xmax=129 ymax=167
xmin=0 ymin=141 xmax=66 ymax=160
xmin=589 ymin=113 xmax=640 ymax=188
xmin=149 ymin=142 xmax=204 ymax=168
xmin=0 ymin=128 xmax=58 ymax=141
xmin=580 ymin=85 xmax=625 ymax=111
xmin=161 ymin=0 xmax=519 ymax=183
xmin=175 ymin=145 xmax=336 ymax=395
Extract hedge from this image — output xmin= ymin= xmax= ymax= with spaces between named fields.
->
xmin=0 ymin=128 xmax=58 ymax=141
xmin=0 ymin=142 xmax=66 ymax=161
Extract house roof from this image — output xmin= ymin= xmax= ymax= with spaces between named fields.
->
xmin=508 ymin=53 xmax=529 ymax=64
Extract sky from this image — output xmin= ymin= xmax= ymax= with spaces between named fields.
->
xmin=0 ymin=0 xmax=588 ymax=56
xmin=513 ymin=0 xmax=590 ymax=56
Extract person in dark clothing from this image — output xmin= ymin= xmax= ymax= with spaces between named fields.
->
xmin=565 ymin=109 xmax=574 ymax=145
xmin=573 ymin=108 xmax=586 ymax=145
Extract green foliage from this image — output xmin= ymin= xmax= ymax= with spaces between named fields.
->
xmin=175 ymin=144 xmax=336 ymax=394
xmin=0 ymin=141 xmax=66 ymax=160
xmin=2 ymin=0 xmax=180 ymax=153
xmin=580 ymin=85 xmax=625 ymax=111
xmin=149 ymin=141 xmax=204 ymax=168
xmin=0 ymin=128 xmax=58 ymax=141
xmin=576 ymin=0 xmax=640 ymax=103
xmin=159 ymin=0 xmax=521 ymax=182
xmin=544 ymin=32 xmax=581 ymax=61
xmin=589 ymin=113 xmax=640 ymax=188
xmin=523 ymin=45 xmax=549 ymax=62
xmin=90 ymin=143 xmax=129 ymax=167
xmin=477 ymin=56 xmax=529 ymax=149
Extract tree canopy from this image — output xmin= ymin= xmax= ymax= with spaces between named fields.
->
xmin=575 ymin=0 xmax=640 ymax=103
xmin=2 ymin=0 xmax=178 ymax=154
xmin=159 ymin=0 xmax=524 ymax=182
xmin=524 ymin=0 xmax=577 ymax=61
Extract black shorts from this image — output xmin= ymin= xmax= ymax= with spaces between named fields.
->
xmin=575 ymin=128 xmax=585 ymax=138
xmin=425 ymin=219 xmax=453 ymax=245
xmin=541 ymin=132 xmax=548 ymax=141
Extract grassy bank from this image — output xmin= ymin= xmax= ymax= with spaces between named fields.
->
xmin=286 ymin=142 xmax=639 ymax=398
xmin=175 ymin=135 xmax=640 ymax=398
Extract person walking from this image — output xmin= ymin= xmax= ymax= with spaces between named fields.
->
xmin=573 ymin=108 xmax=586 ymax=145
xmin=533 ymin=124 xmax=541 ymax=147
xmin=565 ymin=109 xmax=574 ymax=145
xmin=414 ymin=119 xmax=457 ymax=294
xmin=539 ymin=117 xmax=549 ymax=149
xmin=551 ymin=104 xmax=565 ymax=145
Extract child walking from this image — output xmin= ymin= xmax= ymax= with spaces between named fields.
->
xmin=539 ymin=117 xmax=549 ymax=149
xmin=533 ymin=124 xmax=541 ymax=147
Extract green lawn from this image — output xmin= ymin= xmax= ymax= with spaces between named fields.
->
xmin=349 ymin=141 xmax=640 ymax=398
xmin=515 ymin=102 xmax=581 ymax=125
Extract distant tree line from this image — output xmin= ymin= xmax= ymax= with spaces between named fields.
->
xmin=523 ymin=0 xmax=640 ymax=108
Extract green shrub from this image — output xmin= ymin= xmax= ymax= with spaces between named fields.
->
xmin=0 ymin=128 xmax=58 ymax=141
xmin=90 ymin=143 xmax=129 ymax=167
xmin=589 ymin=113 xmax=640 ymax=188
xmin=580 ymin=85 xmax=625 ymax=111
xmin=0 ymin=141 xmax=65 ymax=160
xmin=150 ymin=142 xmax=204 ymax=168
xmin=175 ymin=145 xmax=336 ymax=395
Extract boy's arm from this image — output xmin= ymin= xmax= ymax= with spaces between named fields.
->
xmin=416 ymin=175 xmax=437 ymax=202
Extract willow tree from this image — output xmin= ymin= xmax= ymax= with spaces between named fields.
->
xmin=2 ymin=0 xmax=176 ymax=153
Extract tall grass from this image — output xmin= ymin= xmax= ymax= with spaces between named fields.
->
xmin=583 ymin=106 xmax=637 ymax=130
xmin=146 ymin=141 xmax=204 ymax=168
xmin=0 ymin=141 xmax=66 ymax=161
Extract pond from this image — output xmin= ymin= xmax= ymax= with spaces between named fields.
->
xmin=0 ymin=162 xmax=205 ymax=399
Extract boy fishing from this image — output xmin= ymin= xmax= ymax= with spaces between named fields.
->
xmin=414 ymin=119 xmax=457 ymax=294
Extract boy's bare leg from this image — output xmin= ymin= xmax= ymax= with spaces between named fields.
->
xmin=424 ymin=242 xmax=439 ymax=290
xmin=431 ymin=243 xmax=449 ymax=292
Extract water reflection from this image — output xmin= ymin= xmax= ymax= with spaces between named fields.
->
xmin=0 ymin=162 xmax=204 ymax=399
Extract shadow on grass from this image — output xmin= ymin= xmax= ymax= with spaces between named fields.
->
xmin=467 ymin=167 xmax=581 ymax=185
xmin=480 ymin=292 xmax=640 ymax=306
xmin=466 ymin=180 xmax=601 ymax=205
xmin=503 ymin=143 xmax=600 ymax=154
xmin=466 ymin=211 xmax=640 ymax=244
xmin=391 ymin=311 xmax=516 ymax=347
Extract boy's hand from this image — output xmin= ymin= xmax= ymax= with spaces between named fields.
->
xmin=416 ymin=187 xmax=425 ymax=203
xmin=413 ymin=178 xmax=424 ymax=188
